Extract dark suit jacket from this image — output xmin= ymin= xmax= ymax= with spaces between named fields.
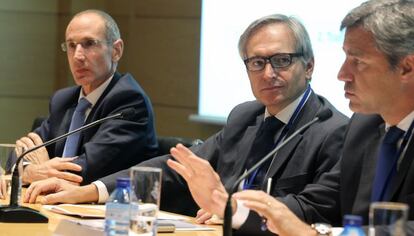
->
xmin=281 ymin=113 xmax=414 ymax=227
xmin=12 ymin=72 xmax=158 ymax=184
xmin=101 ymin=91 xmax=348 ymax=230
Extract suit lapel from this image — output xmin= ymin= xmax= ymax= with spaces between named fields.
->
xmin=224 ymin=114 xmax=263 ymax=191
xmin=349 ymin=123 xmax=383 ymax=213
xmin=264 ymin=92 xmax=320 ymax=181
xmin=388 ymin=135 xmax=414 ymax=199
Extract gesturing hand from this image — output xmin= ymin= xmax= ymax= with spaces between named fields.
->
xmin=167 ymin=144 xmax=229 ymax=217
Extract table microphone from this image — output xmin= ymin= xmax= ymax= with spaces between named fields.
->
xmin=0 ymin=108 xmax=138 ymax=223
xmin=223 ymin=109 xmax=333 ymax=236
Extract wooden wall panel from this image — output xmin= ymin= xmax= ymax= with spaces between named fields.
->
xmin=123 ymin=18 xmax=200 ymax=108
xmin=153 ymin=106 xmax=221 ymax=140
xmin=0 ymin=0 xmax=222 ymax=143
xmin=0 ymin=3 xmax=58 ymax=142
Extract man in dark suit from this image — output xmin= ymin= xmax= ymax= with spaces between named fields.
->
xmin=23 ymin=14 xmax=348 ymax=229
xmin=234 ymin=0 xmax=414 ymax=235
xmin=9 ymin=10 xmax=158 ymax=185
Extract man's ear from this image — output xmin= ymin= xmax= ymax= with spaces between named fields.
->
xmin=305 ymin=58 xmax=314 ymax=81
xmin=111 ymin=39 xmax=124 ymax=63
xmin=399 ymin=54 xmax=414 ymax=83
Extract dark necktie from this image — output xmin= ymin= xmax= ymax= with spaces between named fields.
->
xmin=244 ymin=116 xmax=284 ymax=189
xmin=62 ymin=98 xmax=91 ymax=157
xmin=371 ymin=126 xmax=405 ymax=202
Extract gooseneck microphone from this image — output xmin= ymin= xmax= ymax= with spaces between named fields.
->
xmin=223 ymin=109 xmax=332 ymax=236
xmin=0 ymin=108 xmax=138 ymax=223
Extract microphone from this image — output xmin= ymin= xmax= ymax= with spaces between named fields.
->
xmin=223 ymin=109 xmax=332 ymax=236
xmin=0 ymin=108 xmax=137 ymax=223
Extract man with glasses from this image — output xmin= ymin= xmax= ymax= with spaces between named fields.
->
xmin=24 ymin=13 xmax=347 ymax=229
xmin=7 ymin=9 xmax=158 ymax=186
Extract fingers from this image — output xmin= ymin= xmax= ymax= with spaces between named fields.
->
xmin=195 ymin=209 xmax=213 ymax=224
xmin=0 ymin=179 xmax=6 ymax=199
xmin=25 ymin=178 xmax=58 ymax=203
xmin=54 ymin=171 xmax=83 ymax=184
xmin=27 ymin=132 xmax=44 ymax=146
xmin=41 ymin=192 xmax=66 ymax=205
xmin=170 ymin=144 xmax=196 ymax=170
xmin=233 ymin=190 xmax=268 ymax=202
xmin=166 ymin=159 xmax=191 ymax=180
xmin=52 ymin=158 xmax=82 ymax=172
xmin=16 ymin=136 xmax=35 ymax=151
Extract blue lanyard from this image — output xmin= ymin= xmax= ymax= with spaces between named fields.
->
xmin=243 ymin=85 xmax=312 ymax=190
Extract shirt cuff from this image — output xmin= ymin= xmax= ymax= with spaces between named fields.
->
xmin=232 ymin=199 xmax=250 ymax=229
xmin=93 ymin=180 xmax=109 ymax=203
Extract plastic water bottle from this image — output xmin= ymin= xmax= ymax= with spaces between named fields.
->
xmin=339 ymin=215 xmax=366 ymax=236
xmin=105 ymin=177 xmax=132 ymax=236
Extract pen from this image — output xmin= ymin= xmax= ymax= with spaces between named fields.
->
xmin=261 ymin=177 xmax=272 ymax=231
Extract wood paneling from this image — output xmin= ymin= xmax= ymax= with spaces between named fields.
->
xmin=0 ymin=0 xmax=222 ymax=143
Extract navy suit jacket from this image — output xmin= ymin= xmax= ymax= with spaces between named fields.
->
xmin=19 ymin=72 xmax=158 ymax=184
xmin=101 ymin=91 xmax=348 ymax=232
xmin=281 ymin=113 xmax=414 ymax=227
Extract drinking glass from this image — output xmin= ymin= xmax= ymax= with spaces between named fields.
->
xmin=369 ymin=202 xmax=409 ymax=236
xmin=0 ymin=144 xmax=17 ymax=196
xmin=129 ymin=166 xmax=162 ymax=236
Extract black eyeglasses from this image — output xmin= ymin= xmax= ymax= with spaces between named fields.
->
xmin=243 ymin=53 xmax=303 ymax=71
xmin=61 ymin=39 xmax=108 ymax=53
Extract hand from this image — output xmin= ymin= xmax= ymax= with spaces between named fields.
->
xmin=233 ymin=190 xmax=314 ymax=235
xmin=16 ymin=132 xmax=49 ymax=164
xmin=167 ymin=144 xmax=229 ymax=217
xmin=195 ymin=209 xmax=223 ymax=224
xmin=0 ymin=177 xmax=7 ymax=199
xmin=24 ymin=177 xmax=99 ymax=204
xmin=22 ymin=157 xmax=83 ymax=184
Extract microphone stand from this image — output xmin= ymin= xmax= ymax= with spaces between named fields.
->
xmin=0 ymin=111 xmax=128 ymax=223
xmin=222 ymin=109 xmax=332 ymax=236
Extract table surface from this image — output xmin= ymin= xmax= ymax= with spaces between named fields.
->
xmin=0 ymin=191 xmax=222 ymax=236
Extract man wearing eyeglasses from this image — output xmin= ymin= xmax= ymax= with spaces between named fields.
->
xmin=23 ymin=13 xmax=346 ymax=231
xmin=7 ymin=10 xmax=158 ymax=186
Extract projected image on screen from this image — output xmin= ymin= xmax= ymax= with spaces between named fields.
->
xmin=194 ymin=0 xmax=366 ymax=124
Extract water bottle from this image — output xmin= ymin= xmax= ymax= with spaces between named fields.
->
xmin=105 ymin=177 xmax=132 ymax=236
xmin=339 ymin=215 xmax=366 ymax=236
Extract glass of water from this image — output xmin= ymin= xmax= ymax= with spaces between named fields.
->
xmin=369 ymin=202 xmax=409 ymax=236
xmin=129 ymin=166 xmax=162 ymax=236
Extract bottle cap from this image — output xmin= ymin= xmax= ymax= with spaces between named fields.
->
xmin=343 ymin=214 xmax=363 ymax=227
xmin=116 ymin=177 xmax=130 ymax=188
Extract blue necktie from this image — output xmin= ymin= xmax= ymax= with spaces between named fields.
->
xmin=244 ymin=116 xmax=284 ymax=189
xmin=62 ymin=98 xmax=91 ymax=157
xmin=371 ymin=126 xmax=404 ymax=202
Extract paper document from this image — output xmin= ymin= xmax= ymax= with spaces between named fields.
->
xmin=44 ymin=204 xmax=191 ymax=221
xmin=43 ymin=204 xmax=105 ymax=218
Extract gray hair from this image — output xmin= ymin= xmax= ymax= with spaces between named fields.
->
xmin=238 ymin=14 xmax=314 ymax=66
xmin=72 ymin=9 xmax=121 ymax=43
xmin=341 ymin=0 xmax=414 ymax=68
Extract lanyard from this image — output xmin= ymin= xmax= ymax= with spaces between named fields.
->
xmin=243 ymin=85 xmax=312 ymax=190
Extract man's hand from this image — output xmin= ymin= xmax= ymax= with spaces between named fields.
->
xmin=24 ymin=177 xmax=99 ymax=204
xmin=22 ymin=157 xmax=83 ymax=184
xmin=16 ymin=132 xmax=49 ymax=164
xmin=233 ymin=190 xmax=315 ymax=235
xmin=167 ymin=144 xmax=229 ymax=217
xmin=0 ymin=177 xmax=7 ymax=199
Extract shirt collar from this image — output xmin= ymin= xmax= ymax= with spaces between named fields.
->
xmin=264 ymin=89 xmax=311 ymax=124
xmin=385 ymin=110 xmax=414 ymax=132
xmin=78 ymin=74 xmax=114 ymax=107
